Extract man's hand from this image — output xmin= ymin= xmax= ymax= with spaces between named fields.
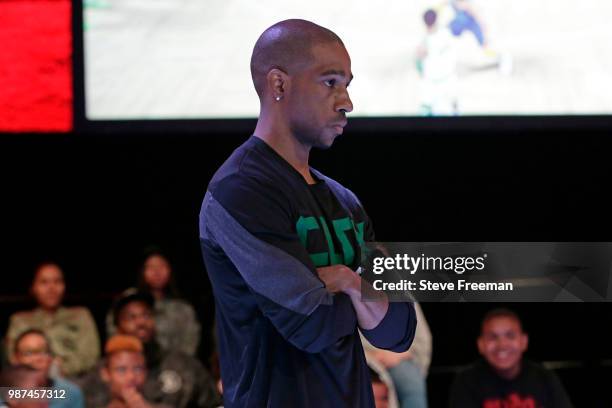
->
xmin=316 ymin=265 xmax=360 ymax=295
xmin=316 ymin=265 xmax=388 ymax=330
xmin=121 ymin=388 xmax=152 ymax=408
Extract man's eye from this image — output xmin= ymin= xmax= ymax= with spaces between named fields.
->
xmin=324 ymin=79 xmax=336 ymax=87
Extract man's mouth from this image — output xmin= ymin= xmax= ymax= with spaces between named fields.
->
xmin=332 ymin=125 xmax=344 ymax=134
xmin=493 ymin=350 xmax=513 ymax=361
xmin=331 ymin=120 xmax=347 ymax=134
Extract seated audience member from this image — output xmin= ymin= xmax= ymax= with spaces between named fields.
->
xmin=6 ymin=262 xmax=100 ymax=378
xmin=83 ymin=290 xmax=219 ymax=408
xmin=449 ymin=308 xmax=574 ymax=408
xmin=0 ymin=364 xmax=48 ymax=408
xmin=101 ymin=335 xmax=169 ymax=408
xmin=11 ymin=329 xmax=84 ymax=408
xmin=370 ymin=367 xmax=392 ymax=408
xmin=362 ymin=302 xmax=432 ymax=408
xmin=367 ymin=362 xmax=398 ymax=408
xmin=106 ymin=249 xmax=201 ymax=356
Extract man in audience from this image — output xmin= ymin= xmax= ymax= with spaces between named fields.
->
xmin=11 ymin=329 xmax=84 ymax=408
xmin=101 ymin=335 xmax=167 ymax=408
xmin=449 ymin=308 xmax=573 ymax=407
xmin=81 ymin=289 xmax=219 ymax=408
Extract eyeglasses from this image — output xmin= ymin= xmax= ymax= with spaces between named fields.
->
xmin=17 ymin=349 xmax=51 ymax=357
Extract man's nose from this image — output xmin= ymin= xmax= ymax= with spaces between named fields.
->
xmin=496 ymin=338 xmax=511 ymax=348
xmin=125 ymin=369 xmax=136 ymax=382
xmin=335 ymin=90 xmax=353 ymax=114
xmin=135 ymin=315 xmax=148 ymax=325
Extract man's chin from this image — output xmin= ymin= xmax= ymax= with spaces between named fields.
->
xmin=315 ymin=133 xmax=339 ymax=149
xmin=491 ymin=361 xmax=521 ymax=376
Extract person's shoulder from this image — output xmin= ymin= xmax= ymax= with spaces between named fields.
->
xmin=213 ymin=136 xmax=256 ymax=172
xmin=62 ymin=306 xmax=94 ymax=320
xmin=161 ymin=350 xmax=206 ymax=373
xmin=9 ymin=309 xmax=37 ymax=323
xmin=521 ymin=359 xmax=559 ymax=380
xmin=53 ymin=377 xmax=83 ymax=395
xmin=209 ymin=136 xmax=282 ymax=189
xmin=313 ymin=168 xmax=365 ymax=212
xmin=160 ymin=298 xmax=195 ymax=314
xmin=203 ymin=143 xmax=295 ymax=217
xmin=162 ymin=349 xmax=198 ymax=365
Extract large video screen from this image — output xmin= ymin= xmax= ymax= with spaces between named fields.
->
xmin=84 ymin=0 xmax=612 ymax=119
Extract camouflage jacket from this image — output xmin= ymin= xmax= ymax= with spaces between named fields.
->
xmin=6 ymin=307 xmax=101 ymax=377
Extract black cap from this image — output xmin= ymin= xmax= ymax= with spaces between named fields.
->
xmin=112 ymin=288 xmax=155 ymax=325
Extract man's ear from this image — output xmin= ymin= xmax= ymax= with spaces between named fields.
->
xmin=476 ymin=336 xmax=485 ymax=356
xmin=266 ymin=68 xmax=289 ymax=101
xmin=520 ymin=333 xmax=529 ymax=352
xmin=100 ymin=364 xmax=110 ymax=383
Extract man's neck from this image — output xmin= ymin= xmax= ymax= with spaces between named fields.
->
xmin=254 ymin=116 xmax=315 ymax=184
xmin=150 ymin=289 xmax=164 ymax=301
xmin=38 ymin=306 xmax=59 ymax=316
xmin=495 ymin=361 xmax=522 ymax=381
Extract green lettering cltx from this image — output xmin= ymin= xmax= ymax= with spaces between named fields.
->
xmin=296 ymin=216 xmax=365 ymax=267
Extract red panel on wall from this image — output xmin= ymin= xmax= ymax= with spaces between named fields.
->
xmin=0 ymin=0 xmax=73 ymax=132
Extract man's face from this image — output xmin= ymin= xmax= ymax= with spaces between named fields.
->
xmin=372 ymin=382 xmax=389 ymax=408
xmin=13 ymin=333 xmax=53 ymax=375
xmin=286 ymin=41 xmax=353 ymax=149
xmin=116 ymin=301 xmax=155 ymax=343
xmin=102 ymin=351 xmax=147 ymax=399
xmin=31 ymin=265 xmax=65 ymax=310
xmin=478 ymin=316 xmax=528 ymax=378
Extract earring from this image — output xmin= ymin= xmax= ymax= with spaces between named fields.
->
xmin=275 ymin=96 xmax=281 ymax=101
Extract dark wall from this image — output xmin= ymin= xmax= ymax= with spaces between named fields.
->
xmin=2 ymin=127 xmax=612 ymax=405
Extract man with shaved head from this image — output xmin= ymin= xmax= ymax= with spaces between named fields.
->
xmin=199 ymin=19 xmax=416 ymax=407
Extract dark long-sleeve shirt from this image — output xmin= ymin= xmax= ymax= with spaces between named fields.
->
xmin=449 ymin=359 xmax=574 ymax=408
xmin=199 ymin=136 xmax=416 ymax=408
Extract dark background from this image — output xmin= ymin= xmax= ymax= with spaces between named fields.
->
xmin=1 ymin=128 xmax=612 ymax=406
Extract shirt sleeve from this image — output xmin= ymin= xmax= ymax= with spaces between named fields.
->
xmin=200 ymin=174 xmax=357 ymax=354
xmin=356 ymin=201 xmax=417 ymax=353
xmin=5 ymin=313 xmax=27 ymax=361
xmin=176 ymin=302 xmax=201 ymax=357
xmin=64 ymin=308 xmax=100 ymax=376
xmin=360 ymin=302 xmax=416 ymax=352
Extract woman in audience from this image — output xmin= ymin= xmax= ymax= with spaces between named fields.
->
xmin=107 ymin=248 xmax=201 ymax=356
xmin=5 ymin=262 xmax=100 ymax=378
